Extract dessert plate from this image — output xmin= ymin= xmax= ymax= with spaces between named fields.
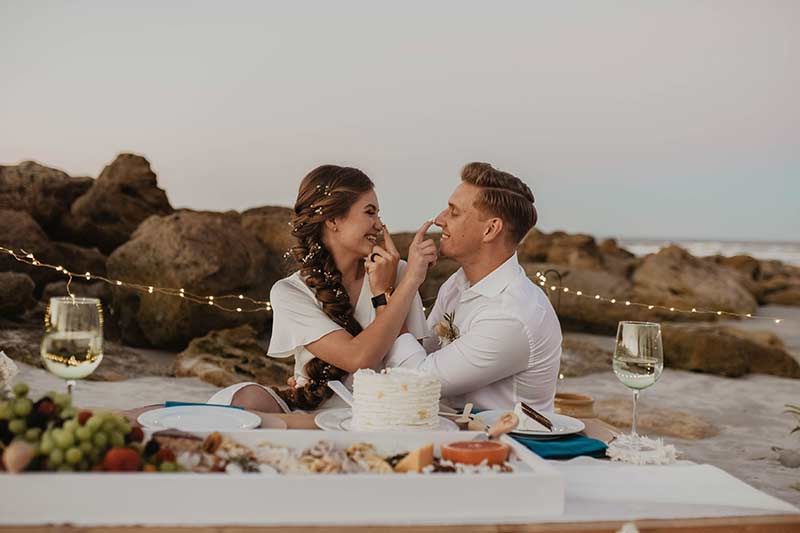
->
xmin=315 ymin=408 xmax=459 ymax=432
xmin=477 ymin=410 xmax=585 ymax=438
xmin=138 ymin=405 xmax=263 ymax=432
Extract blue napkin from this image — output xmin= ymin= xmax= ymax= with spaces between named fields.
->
xmin=511 ymin=433 xmax=607 ymax=460
xmin=164 ymin=401 xmax=244 ymax=411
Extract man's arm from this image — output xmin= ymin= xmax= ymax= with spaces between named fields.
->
xmin=384 ymin=314 xmax=531 ymax=397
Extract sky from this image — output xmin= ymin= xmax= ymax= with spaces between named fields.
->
xmin=1 ymin=1 xmax=798 ymax=241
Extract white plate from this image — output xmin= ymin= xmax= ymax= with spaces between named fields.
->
xmin=315 ymin=408 xmax=459 ymax=432
xmin=137 ymin=406 xmax=262 ymax=432
xmin=477 ymin=409 xmax=585 ymax=438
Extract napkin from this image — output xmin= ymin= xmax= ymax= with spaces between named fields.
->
xmin=511 ymin=433 xmax=607 ymax=460
xmin=164 ymin=401 xmax=244 ymax=410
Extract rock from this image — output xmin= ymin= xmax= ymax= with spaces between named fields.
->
xmin=0 ymin=272 xmax=36 ymax=317
xmin=0 ymin=161 xmax=92 ymax=236
xmin=560 ymin=335 xmax=613 ymax=377
xmin=595 ymin=396 xmax=719 ymax=440
xmin=661 ymin=324 xmax=800 ymax=378
xmin=519 ymin=229 xmax=637 ymax=277
xmin=42 ymin=280 xmax=111 ymax=302
xmin=774 ymin=448 xmax=800 ymax=468
xmin=63 ymin=154 xmax=173 ymax=253
xmin=633 ymin=246 xmax=757 ymax=316
xmin=240 ymin=206 xmax=295 ymax=258
xmin=0 ymin=326 xmax=172 ymax=381
xmin=173 ymin=325 xmax=292 ymax=388
xmin=106 ymin=210 xmax=280 ymax=348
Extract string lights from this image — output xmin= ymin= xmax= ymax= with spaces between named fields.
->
xmin=534 ymin=271 xmax=785 ymax=325
xmin=0 ymin=244 xmax=790 ymax=326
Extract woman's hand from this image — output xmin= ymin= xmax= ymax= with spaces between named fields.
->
xmin=365 ymin=224 xmax=400 ymax=296
xmin=405 ymin=220 xmax=438 ymax=286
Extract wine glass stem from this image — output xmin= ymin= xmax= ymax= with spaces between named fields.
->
xmin=66 ymin=380 xmax=76 ymax=398
xmin=631 ymin=389 xmax=640 ymax=436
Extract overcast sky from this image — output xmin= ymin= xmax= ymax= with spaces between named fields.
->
xmin=1 ymin=1 xmax=798 ymax=241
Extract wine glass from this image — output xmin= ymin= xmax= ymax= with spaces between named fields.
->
xmin=612 ymin=321 xmax=663 ymax=443
xmin=40 ymin=297 xmax=104 ymax=397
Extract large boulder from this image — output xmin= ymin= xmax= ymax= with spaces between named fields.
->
xmin=240 ymin=206 xmax=295 ymax=258
xmin=173 ymin=325 xmax=292 ymax=388
xmin=661 ymin=324 xmax=800 ymax=378
xmin=706 ymin=255 xmax=800 ymax=305
xmin=63 ymin=154 xmax=173 ymax=253
xmin=519 ymin=229 xmax=637 ymax=277
xmin=0 ymin=272 xmax=36 ymax=317
xmin=632 ymin=246 xmax=757 ymax=317
xmin=0 ymin=161 xmax=92 ymax=236
xmin=106 ymin=210 xmax=281 ymax=348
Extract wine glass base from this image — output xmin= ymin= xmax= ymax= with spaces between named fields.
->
xmin=607 ymin=433 xmax=678 ymax=465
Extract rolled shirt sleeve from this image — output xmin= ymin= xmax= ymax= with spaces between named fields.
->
xmin=385 ymin=314 xmax=531 ymax=398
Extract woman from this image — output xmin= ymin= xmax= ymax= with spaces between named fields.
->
xmin=208 ymin=165 xmax=437 ymax=412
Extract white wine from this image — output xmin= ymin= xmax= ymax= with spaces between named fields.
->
xmin=41 ymin=331 xmax=103 ymax=380
xmin=612 ymin=355 xmax=662 ymax=390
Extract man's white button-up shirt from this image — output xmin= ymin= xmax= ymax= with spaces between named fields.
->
xmin=385 ymin=253 xmax=562 ymax=411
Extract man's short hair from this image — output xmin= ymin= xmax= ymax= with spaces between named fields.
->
xmin=461 ymin=162 xmax=537 ymax=244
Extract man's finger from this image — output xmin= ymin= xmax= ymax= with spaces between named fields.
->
xmin=381 ymin=225 xmax=400 ymax=256
xmin=412 ymin=220 xmax=434 ymax=245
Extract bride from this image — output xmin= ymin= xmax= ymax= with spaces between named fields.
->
xmin=208 ymin=165 xmax=437 ymax=412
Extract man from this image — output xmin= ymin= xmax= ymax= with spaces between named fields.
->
xmin=385 ymin=162 xmax=562 ymax=411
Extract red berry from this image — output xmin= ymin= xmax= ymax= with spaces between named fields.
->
xmin=154 ymin=448 xmax=176 ymax=463
xmin=102 ymin=448 xmax=142 ymax=472
xmin=36 ymin=399 xmax=56 ymax=417
xmin=77 ymin=410 xmax=93 ymax=426
xmin=128 ymin=427 xmax=144 ymax=443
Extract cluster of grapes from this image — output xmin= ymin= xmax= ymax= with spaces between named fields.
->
xmin=0 ymin=383 xmax=146 ymax=472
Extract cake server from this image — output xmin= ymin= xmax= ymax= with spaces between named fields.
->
xmin=327 ymin=380 xmax=354 ymax=407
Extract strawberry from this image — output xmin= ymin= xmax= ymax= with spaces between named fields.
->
xmin=77 ymin=410 xmax=93 ymax=426
xmin=102 ymin=448 xmax=142 ymax=472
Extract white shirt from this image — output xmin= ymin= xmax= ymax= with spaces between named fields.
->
xmin=268 ymin=261 xmax=429 ymax=397
xmin=385 ymin=253 xmax=562 ymax=412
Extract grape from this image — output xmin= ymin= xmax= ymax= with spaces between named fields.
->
xmin=76 ymin=426 xmax=92 ymax=442
xmin=49 ymin=448 xmax=64 ymax=467
xmin=60 ymin=407 xmax=76 ymax=420
xmin=0 ymin=402 xmax=11 ymax=420
xmin=13 ymin=398 xmax=33 ymax=417
xmin=24 ymin=427 xmax=42 ymax=442
xmin=159 ymin=461 xmax=177 ymax=472
xmin=86 ymin=415 xmax=102 ymax=432
xmin=65 ymin=447 xmax=83 ymax=465
xmin=40 ymin=434 xmax=54 ymax=454
xmin=93 ymin=432 xmax=108 ymax=449
xmin=110 ymin=431 xmax=125 ymax=448
xmin=79 ymin=441 xmax=93 ymax=455
xmin=63 ymin=420 xmax=79 ymax=433
xmin=8 ymin=419 xmax=26 ymax=435
xmin=101 ymin=420 xmax=116 ymax=433
xmin=53 ymin=393 xmax=71 ymax=409
xmin=52 ymin=428 xmax=75 ymax=449
xmin=13 ymin=383 xmax=29 ymax=397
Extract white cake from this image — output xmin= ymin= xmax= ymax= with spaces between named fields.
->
xmin=350 ymin=368 xmax=441 ymax=431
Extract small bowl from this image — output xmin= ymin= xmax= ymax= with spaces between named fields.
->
xmin=441 ymin=441 xmax=510 ymax=465
xmin=554 ymin=392 xmax=595 ymax=418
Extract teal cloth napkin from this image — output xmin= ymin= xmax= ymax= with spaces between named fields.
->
xmin=164 ymin=401 xmax=244 ymax=410
xmin=511 ymin=433 xmax=607 ymax=460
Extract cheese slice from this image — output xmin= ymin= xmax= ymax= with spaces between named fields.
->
xmin=393 ymin=443 xmax=434 ymax=473
xmin=513 ymin=402 xmax=551 ymax=432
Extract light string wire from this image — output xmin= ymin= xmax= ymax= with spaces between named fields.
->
xmin=0 ymin=244 xmax=790 ymax=325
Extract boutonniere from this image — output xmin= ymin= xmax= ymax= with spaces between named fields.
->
xmin=433 ymin=312 xmax=460 ymax=346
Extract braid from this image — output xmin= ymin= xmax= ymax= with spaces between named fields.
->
xmin=273 ymin=165 xmax=372 ymax=411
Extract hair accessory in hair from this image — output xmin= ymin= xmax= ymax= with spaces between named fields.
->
xmin=314 ymin=206 xmax=324 ymax=216
xmin=315 ymin=183 xmax=333 ymax=197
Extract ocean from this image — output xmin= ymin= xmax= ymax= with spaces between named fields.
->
xmin=617 ymin=238 xmax=800 ymax=266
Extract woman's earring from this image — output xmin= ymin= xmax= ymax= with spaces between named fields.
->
xmin=333 ymin=226 xmax=338 ymax=232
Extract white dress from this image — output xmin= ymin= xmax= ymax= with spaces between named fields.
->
xmin=207 ymin=261 xmax=429 ymax=412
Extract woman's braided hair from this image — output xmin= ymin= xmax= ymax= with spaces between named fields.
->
xmin=273 ymin=165 xmax=374 ymax=410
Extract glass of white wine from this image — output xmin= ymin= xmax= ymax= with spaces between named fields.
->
xmin=612 ymin=321 xmax=663 ymax=442
xmin=40 ymin=297 xmax=104 ymax=397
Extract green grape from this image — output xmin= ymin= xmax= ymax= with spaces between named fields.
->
xmin=49 ymin=448 xmax=64 ymax=467
xmin=75 ymin=426 xmax=92 ymax=442
xmin=13 ymin=382 xmax=29 ymax=397
xmin=86 ymin=415 xmax=102 ymax=432
xmin=13 ymin=398 xmax=33 ymax=417
xmin=120 ymin=421 xmax=132 ymax=434
xmin=24 ymin=427 xmax=42 ymax=442
xmin=65 ymin=447 xmax=83 ymax=465
xmin=52 ymin=428 xmax=75 ymax=449
xmin=159 ymin=461 xmax=177 ymax=472
xmin=101 ymin=419 xmax=116 ymax=433
xmin=109 ymin=431 xmax=125 ymax=448
xmin=63 ymin=419 xmax=79 ymax=433
xmin=0 ymin=402 xmax=11 ymax=420
xmin=53 ymin=393 xmax=71 ymax=408
xmin=60 ymin=407 xmax=76 ymax=420
xmin=40 ymin=435 xmax=54 ymax=455
xmin=8 ymin=418 xmax=27 ymax=434
xmin=93 ymin=432 xmax=108 ymax=449
xmin=79 ymin=441 xmax=93 ymax=454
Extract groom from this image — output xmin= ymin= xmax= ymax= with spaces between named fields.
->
xmin=384 ymin=162 xmax=562 ymax=411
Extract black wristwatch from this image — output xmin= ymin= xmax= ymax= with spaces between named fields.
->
xmin=371 ymin=289 xmax=392 ymax=308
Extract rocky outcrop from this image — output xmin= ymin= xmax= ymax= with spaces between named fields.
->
xmin=708 ymin=254 xmax=800 ymax=306
xmin=661 ymin=324 xmax=800 ymax=378
xmin=107 ymin=210 xmax=281 ymax=348
xmin=173 ymin=325 xmax=292 ymax=388
xmin=240 ymin=206 xmax=295 ymax=258
xmin=559 ymin=335 xmax=613 ymax=377
xmin=0 ymin=272 xmax=36 ymax=317
xmin=596 ymin=396 xmax=719 ymax=440
xmin=519 ymin=230 xmax=637 ymax=277
xmin=63 ymin=154 xmax=173 ymax=253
